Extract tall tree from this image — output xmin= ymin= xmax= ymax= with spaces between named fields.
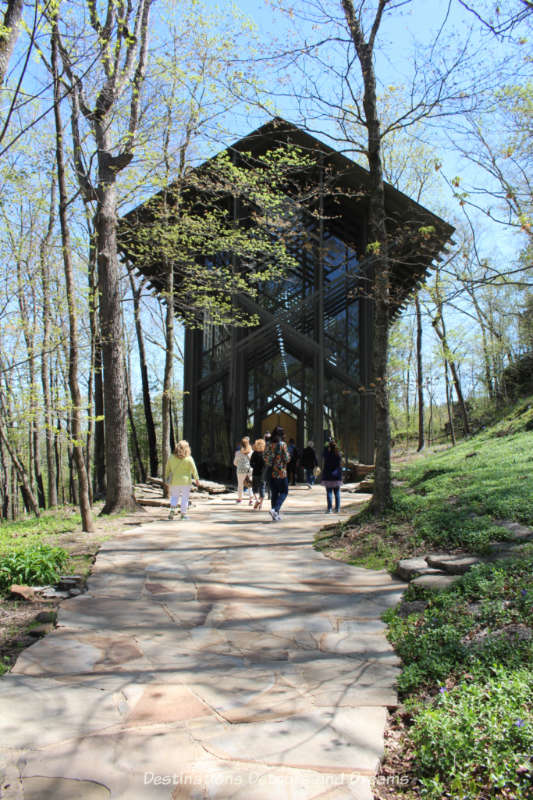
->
xmin=39 ymin=176 xmax=58 ymax=507
xmin=51 ymin=12 xmax=93 ymax=531
xmin=339 ymin=0 xmax=393 ymax=511
xmin=57 ymin=0 xmax=153 ymax=513
xmin=0 ymin=0 xmax=24 ymax=87
xmin=129 ymin=273 xmax=158 ymax=478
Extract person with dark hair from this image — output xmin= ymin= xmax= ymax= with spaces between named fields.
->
xmin=263 ymin=425 xmax=289 ymax=521
xmin=262 ymin=431 xmax=272 ymax=499
xmin=321 ymin=439 xmax=342 ymax=513
xmin=287 ymin=438 xmax=299 ymax=486
xmin=301 ymin=440 xmax=318 ymax=487
xmin=250 ymin=438 xmax=266 ymax=510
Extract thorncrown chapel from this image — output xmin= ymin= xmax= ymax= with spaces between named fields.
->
xmin=120 ymin=118 xmax=454 ymax=483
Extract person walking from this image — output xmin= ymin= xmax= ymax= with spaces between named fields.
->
xmin=264 ymin=425 xmax=289 ymax=521
xmin=321 ymin=439 xmax=342 ymax=513
xmin=301 ymin=440 xmax=318 ymax=487
xmin=233 ymin=436 xmax=252 ymax=503
xmin=165 ymin=440 xmax=199 ymax=520
xmin=263 ymin=431 xmax=272 ymax=499
xmin=287 ymin=438 xmax=299 ymax=486
xmin=250 ymin=438 xmax=266 ymax=510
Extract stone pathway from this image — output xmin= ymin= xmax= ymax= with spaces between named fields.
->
xmin=0 ymin=487 xmax=404 ymax=800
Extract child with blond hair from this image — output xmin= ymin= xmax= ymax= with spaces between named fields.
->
xmin=165 ymin=440 xmax=199 ymax=520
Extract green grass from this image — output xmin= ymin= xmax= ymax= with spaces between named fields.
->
xmin=396 ymin=398 xmax=533 ymax=549
xmin=0 ymin=510 xmax=82 ymax=556
xmin=336 ymin=397 xmax=533 ymax=562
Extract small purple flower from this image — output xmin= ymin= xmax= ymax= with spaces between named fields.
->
xmin=515 ymin=719 xmax=525 ymax=728
xmin=521 ymin=590 xmax=527 ymax=597
xmin=439 ymin=687 xmax=447 ymax=695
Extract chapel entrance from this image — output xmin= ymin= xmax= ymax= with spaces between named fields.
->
xmin=261 ymin=411 xmax=297 ymax=442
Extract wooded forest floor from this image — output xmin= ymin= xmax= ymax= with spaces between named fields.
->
xmin=0 ymin=506 xmax=152 ymax=675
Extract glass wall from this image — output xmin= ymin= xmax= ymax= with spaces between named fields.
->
xmin=198 ymin=380 xmax=231 ymax=480
xmin=324 ymin=376 xmax=361 ymax=463
xmin=201 ymin=323 xmax=231 ymax=378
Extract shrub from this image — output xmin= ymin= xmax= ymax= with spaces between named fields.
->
xmin=0 ymin=543 xmax=68 ymax=592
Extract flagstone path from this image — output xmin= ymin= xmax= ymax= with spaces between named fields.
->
xmin=0 ymin=487 xmax=405 ymax=800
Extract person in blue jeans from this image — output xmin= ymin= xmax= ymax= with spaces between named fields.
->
xmin=263 ymin=426 xmax=289 ymax=521
xmin=321 ymin=439 xmax=342 ymax=513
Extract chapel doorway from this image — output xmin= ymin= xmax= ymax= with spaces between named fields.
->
xmin=261 ymin=411 xmax=297 ymax=442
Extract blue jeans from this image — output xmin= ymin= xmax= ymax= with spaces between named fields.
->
xmin=270 ymin=477 xmax=289 ymax=514
xmin=326 ymin=486 xmax=340 ymax=512
xmin=304 ymin=468 xmax=315 ymax=485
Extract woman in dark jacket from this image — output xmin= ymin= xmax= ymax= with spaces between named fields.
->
xmin=321 ymin=439 xmax=342 ymax=513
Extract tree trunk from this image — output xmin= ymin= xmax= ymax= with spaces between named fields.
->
xmin=444 ymin=359 xmax=456 ymax=445
xmin=93 ymin=129 xmax=136 ymax=514
xmin=93 ymin=344 xmax=106 ymax=499
xmin=85 ymin=230 xmax=98 ymax=505
xmin=125 ymin=352 xmax=147 ymax=484
xmin=448 ymin=358 xmax=471 ymax=436
xmin=415 ymin=292 xmax=425 ymax=452
xmin=0 ymin=0 xmax=24 ymax=86
xmin=161 ymin=253 xmax=174 ymax=493
xmin=129 ymin=273 xmax=158 ymax=477
xmin=52 ymin=19 xmax=94 ymax=531
xmin=0 ymin=416 xmax=39 ymax=516
xmin=0 ymin=435 xmax=10 ymax=519
xmin=40 ymin=179 xmax=58 ymax=507
xmin=341 ymin=0 xmax=393 ymax=513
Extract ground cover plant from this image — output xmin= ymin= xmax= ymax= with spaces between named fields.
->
xmin=0 ymin=543 xmax=68 ymax=592
xmin=384 ymin=553 xmax=533 ymax=798
xmin=318 ymin=397 xmax=533 ymax=799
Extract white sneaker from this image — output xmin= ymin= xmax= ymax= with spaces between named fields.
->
xmin=269 ymin=509 xmax=277 ymax=521
xmin=275 ymin=512 xmax=282 ymax=521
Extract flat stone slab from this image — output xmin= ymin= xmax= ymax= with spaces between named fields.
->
xmin=494 ymin=520 xmax=533 ymax=540
xmin=0 ymin=490 xmax=402 ymax=797
xmin=411 ymin=574 xmax=458 ymax=590
xmin=201 ymin=707 xmax=387 ymax=772
xmin=396 ymin=557 xmax=447 ymax=580
xmin=18 ymin=777 xmax=110 ymax=800
xmin=426 ymin=554 xmax=482 ymax=574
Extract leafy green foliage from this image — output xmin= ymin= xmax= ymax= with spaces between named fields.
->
xmin=0 ymin=511 xmax=82 ymax=593
xmin=121 ymin=145 xmax=317 ymax=326
xmin=410 ymin=668 xmax=533 ymax=799
xmin=0 ymin=543 xmax=68 ymax=592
